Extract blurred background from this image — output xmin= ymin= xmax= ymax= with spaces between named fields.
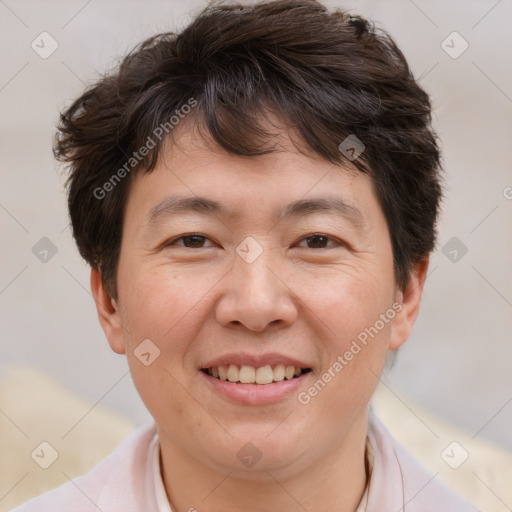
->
xmin=1 ymin=0 xmax=511 ymax=509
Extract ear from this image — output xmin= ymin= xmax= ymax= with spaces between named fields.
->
xmin=388 ymin=256 xmax=430 ymax=351
xmin=90 ymin=268 xmax=126 ymax=354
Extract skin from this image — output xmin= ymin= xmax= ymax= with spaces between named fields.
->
xmin=91 ymin=121 xmax=428 ymax=512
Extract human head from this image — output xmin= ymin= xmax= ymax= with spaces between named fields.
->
xmin=52 ymin=2 xmax=444 ymax=501
xmin=55 ymin=0 xmax=441 ymax=301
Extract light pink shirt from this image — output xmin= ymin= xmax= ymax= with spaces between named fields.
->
xmin=10 ymin=414 xmax=477 ymax=511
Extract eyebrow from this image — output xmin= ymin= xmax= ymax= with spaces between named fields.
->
xmin=147 ymin=194 xmax=364 ymax=228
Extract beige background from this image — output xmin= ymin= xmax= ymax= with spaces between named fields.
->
xmin=1 ymin=0 xmax=511 ymax=480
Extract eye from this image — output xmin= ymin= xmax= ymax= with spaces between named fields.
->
xmin=296 ymin=234 xmax=341 ymax=249
xmin=166 ymin=234 xmax=214 ymax=248
xmin=163 ymin=233 xmax=342 ymax=250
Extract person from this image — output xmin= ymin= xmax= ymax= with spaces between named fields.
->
xmin=12 ymin=0 xmax=477 ymax=510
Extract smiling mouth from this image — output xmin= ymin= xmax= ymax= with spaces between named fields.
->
xmin=201 ymin=364 xmax=312 ymax=385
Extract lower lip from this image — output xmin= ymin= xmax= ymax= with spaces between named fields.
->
xmin=200 ymin=370 xmax=311 ymax=405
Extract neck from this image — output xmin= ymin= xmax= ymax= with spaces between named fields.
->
xmin=158 ymin=412 xmax=369 ymax=512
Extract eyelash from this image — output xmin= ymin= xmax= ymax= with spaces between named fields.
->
xmin=164 ymin=233 xmax=343 ymax=250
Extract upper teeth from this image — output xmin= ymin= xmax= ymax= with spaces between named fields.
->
xmin=207 ymin=364 xmax=303 ymax=384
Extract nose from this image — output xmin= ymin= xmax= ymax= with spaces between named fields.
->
xmin=214 ymin=248 xmax=298 ymax=332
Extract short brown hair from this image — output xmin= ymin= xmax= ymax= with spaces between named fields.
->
xmin=55 ymin=0 xmax=442 ymax=299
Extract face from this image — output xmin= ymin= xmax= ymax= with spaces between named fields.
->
xmin=92 ymin=124 xmax=426 ymax=480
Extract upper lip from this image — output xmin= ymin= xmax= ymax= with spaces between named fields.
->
xmin=200 ymin=352 xmax=311 ymax=369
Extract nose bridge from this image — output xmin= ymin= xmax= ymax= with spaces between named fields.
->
xmin=215 ymin=241 xmax=297 ymax=331
xmin=234 ymin=235 xmax=279 ymax=297
xmin=239 ymin=253 xmax=278 ymax=303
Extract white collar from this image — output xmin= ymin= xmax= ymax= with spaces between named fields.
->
xmin=148 ymin=432 xmax=173 ymax=512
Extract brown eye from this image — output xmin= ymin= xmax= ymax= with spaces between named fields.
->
xmin=298 ymin=234 xmax=338 ymax=249
xmin=169 ymin=234 xmax=213 ymax=248
xmin=182 ymin=235 xmax=206 ymax=248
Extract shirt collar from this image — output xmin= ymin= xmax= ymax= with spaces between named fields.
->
xmin=148 ymin=432 xmax=173 ymax=512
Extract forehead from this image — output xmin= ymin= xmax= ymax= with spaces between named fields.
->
xmin=124 ymin=122 xmax=379 ymax=231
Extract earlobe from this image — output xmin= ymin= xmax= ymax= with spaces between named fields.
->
xmin=388 ymin=257 xmax=430 ymax=351
xmin=90 ymin=268 xmax=126 ymax=355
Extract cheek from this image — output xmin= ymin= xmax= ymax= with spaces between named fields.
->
xmin=295 ymin=264 xmax=394 ymax=404
xmin=117 ymin=265 xmax=208 ymax=426
xmin=117 ymin=261 xmax=217 ymax=379
xmin=299 ymin=263 xmax=395 ymax=340
xmin=118 ymin=263 xmax=197 ymax=338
